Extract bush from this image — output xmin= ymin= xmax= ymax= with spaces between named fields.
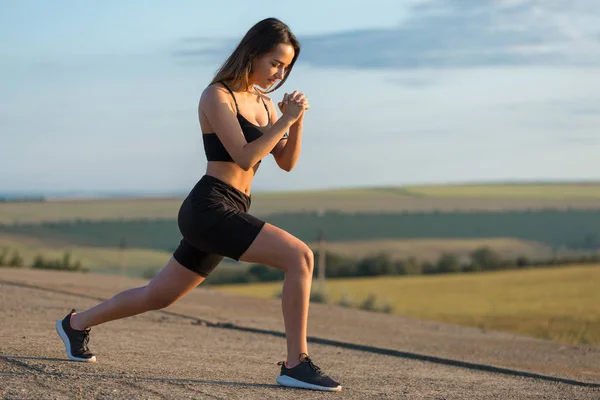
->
xmin=337 ymin=293 xmax=353 ymax=308
xmin=470 ymin=246 xmax=504 ymax=271
xmin=310 ymin=287 xmax=329 ymax=304
xmin=437 ymin=253 xmax=462 ymax=273
xmin=359 ymin=294 xmax=378 ymax=311
xmin=248 ymin=264 xmax=284 ymax=282
xmin=0 ymin=249 xmax=24 ymax=268
xmin=0 ymin=247 xmax=8 ymax=266
xmin=329 ymin=262 xmax=359 ymax=278
xmin=7 ymin=250 xmax=24 ymax=268
xmin=30 ymin=252 xmax=84 ymax=272
xmin=421 ymin=261 xmax=439 ymax=275
xmin=395 ymin=257 xmax=422 ymax=275
xmin=380 ymin=301 xmax=394 ymax=314
xmin=357 ymin=253 xmax=393 ymax=276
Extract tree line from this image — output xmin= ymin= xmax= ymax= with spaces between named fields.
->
xmin=3 ymin=245 xmax=598 ymax=283
xmin=203 ymin=246 xmax=600 ymax=285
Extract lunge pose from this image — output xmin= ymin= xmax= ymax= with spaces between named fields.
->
xmin=55 ymin=17 xmax=341 ymax=392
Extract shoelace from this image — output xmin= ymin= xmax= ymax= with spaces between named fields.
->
xmin=300 ymin=353 xmax=323 ymax=376
xmin=277 ymin=353 xmax=324 ymax=376
xmin=76 ymin=329 xmax=91 ymax=353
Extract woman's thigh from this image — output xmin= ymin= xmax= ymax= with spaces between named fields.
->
xmin=239 ymin=223 xmax=313 ymax=272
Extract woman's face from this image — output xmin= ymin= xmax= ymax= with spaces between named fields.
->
xmin=251 ymin=43 xmax=295 ymax=89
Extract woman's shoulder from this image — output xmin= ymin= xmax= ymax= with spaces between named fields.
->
xmin=202 ymin=82 xmax=230 ymax=98
xmin=200 ymin=83 xmax=233 ymax=108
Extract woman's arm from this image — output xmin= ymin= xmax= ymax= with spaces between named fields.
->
xmin=269 ymin=92 xmax=308 ymax=172
xmin=271 ymin=117 xmax=303 ymax=172
xmin=200 ymin=85 xmax=301 ymax=171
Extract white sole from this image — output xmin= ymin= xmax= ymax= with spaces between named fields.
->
xmin=55 ymin=320 xmax=97 ymax=363
xmin=276 ymin=375 xmax=342 ymax=392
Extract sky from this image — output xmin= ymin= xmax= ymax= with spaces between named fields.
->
xmin=1 ymin=0 xmax=600 ymax=196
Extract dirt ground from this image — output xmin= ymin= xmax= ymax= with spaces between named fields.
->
xmin=1 ymin=268 xmax=599 ymax=399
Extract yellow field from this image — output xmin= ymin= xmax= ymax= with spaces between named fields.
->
xmin=403 ymin=183 xmax=600 ymax=198
xmin=212 ymin=264 xmax=600 ymax=345
xmin=2 ymin=183 xmax=600 ymax=224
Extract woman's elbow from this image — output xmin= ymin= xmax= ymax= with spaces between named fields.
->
xmin=277 ymin=159 xmax=294 ymax=172
xmin=232 ymin=153 xmax=253 ymax=171
xmin=237 ymin=161 xmax=253 ymax=171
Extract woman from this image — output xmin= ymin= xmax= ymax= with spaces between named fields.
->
xmin=55 ymin=17 xmax=342 ymax=392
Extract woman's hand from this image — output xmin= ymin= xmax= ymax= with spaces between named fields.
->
xmin=278 ymin=91 xmax=310 ymax=117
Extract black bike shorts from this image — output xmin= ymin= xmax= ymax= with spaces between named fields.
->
xmin=173 ymin=175 xmax=265 ymax=277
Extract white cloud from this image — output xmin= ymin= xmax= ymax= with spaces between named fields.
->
xmin=175 ymin=0 xmax=600 ymax=69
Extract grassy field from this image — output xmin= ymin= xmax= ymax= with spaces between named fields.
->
xmin=3 ymin=182 xmax=600 ymax=224
xmin=0 ymin=232 xmax=557 ymax=276
xmin=0 ymin=226 xmax=558 ymax=265
xmin=212 ymin=264 xmax=600 ymax=345
xmin=0 ymin=234 xmax=248 ymax=277
xmin=6 ymin=209 xmax=599 ymax=252
xmin=0 ymin=234 xmax=172 ymax=276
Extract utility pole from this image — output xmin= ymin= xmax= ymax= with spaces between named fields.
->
xmin=119 ymin=238 xmax=126 ymax=277
xmin=317 ymin=209 xmax=326 ymax=290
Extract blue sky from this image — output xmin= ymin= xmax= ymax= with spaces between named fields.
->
xmin=2 ymin=0 xmax=600 ymax=196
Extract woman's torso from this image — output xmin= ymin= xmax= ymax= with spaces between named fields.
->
xmin=199 ymin=82 xmax=272 ymax=196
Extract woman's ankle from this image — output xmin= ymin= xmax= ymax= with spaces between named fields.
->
xmin=70 ymin=312 xmax=87 ymax=331
xmin=286 ymin=351 xmax=308 ymax=368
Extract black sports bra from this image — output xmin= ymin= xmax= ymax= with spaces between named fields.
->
xmin=202 ymin=82 xmax=270 ymax=164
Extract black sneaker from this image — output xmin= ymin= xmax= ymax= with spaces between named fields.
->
xmin=55 ymin=309 xmax=96 ymax=362
xmin=276 ymin=353 xmax=342 ymax=392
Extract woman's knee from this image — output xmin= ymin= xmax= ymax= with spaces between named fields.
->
xmin=288 ymin=243 xmax=314 ymax=277
xmin=240 ymin=224 xmax=314 ymax=275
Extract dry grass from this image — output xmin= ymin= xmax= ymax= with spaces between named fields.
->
xmin=403 ymin=183 xmax=600 ymax=198
xmin=213 ymin=264 xmax=600 ymax=345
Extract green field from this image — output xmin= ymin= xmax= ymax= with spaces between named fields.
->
xmin=212 ymin=264 xmax=600 ymax=345
xmin=3 ymin=209 xmax=598 ymax=252
xmin=2 ymin=182 xmax=600 ymax=224
xmin=2 ymin=182 xmax=599 ymax=281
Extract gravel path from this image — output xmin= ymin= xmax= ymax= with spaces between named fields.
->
xmin=1 ymin=269 xmax=598 ymax=399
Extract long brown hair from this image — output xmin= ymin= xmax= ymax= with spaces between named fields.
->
xmin=210 ymin=18 xmax=300 ymax=93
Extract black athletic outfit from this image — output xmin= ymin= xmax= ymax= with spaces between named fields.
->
xmin=173 ymin=82 xmax=273 ymax=277
xmin=56 ymin=81 xmax=343 ymax=392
